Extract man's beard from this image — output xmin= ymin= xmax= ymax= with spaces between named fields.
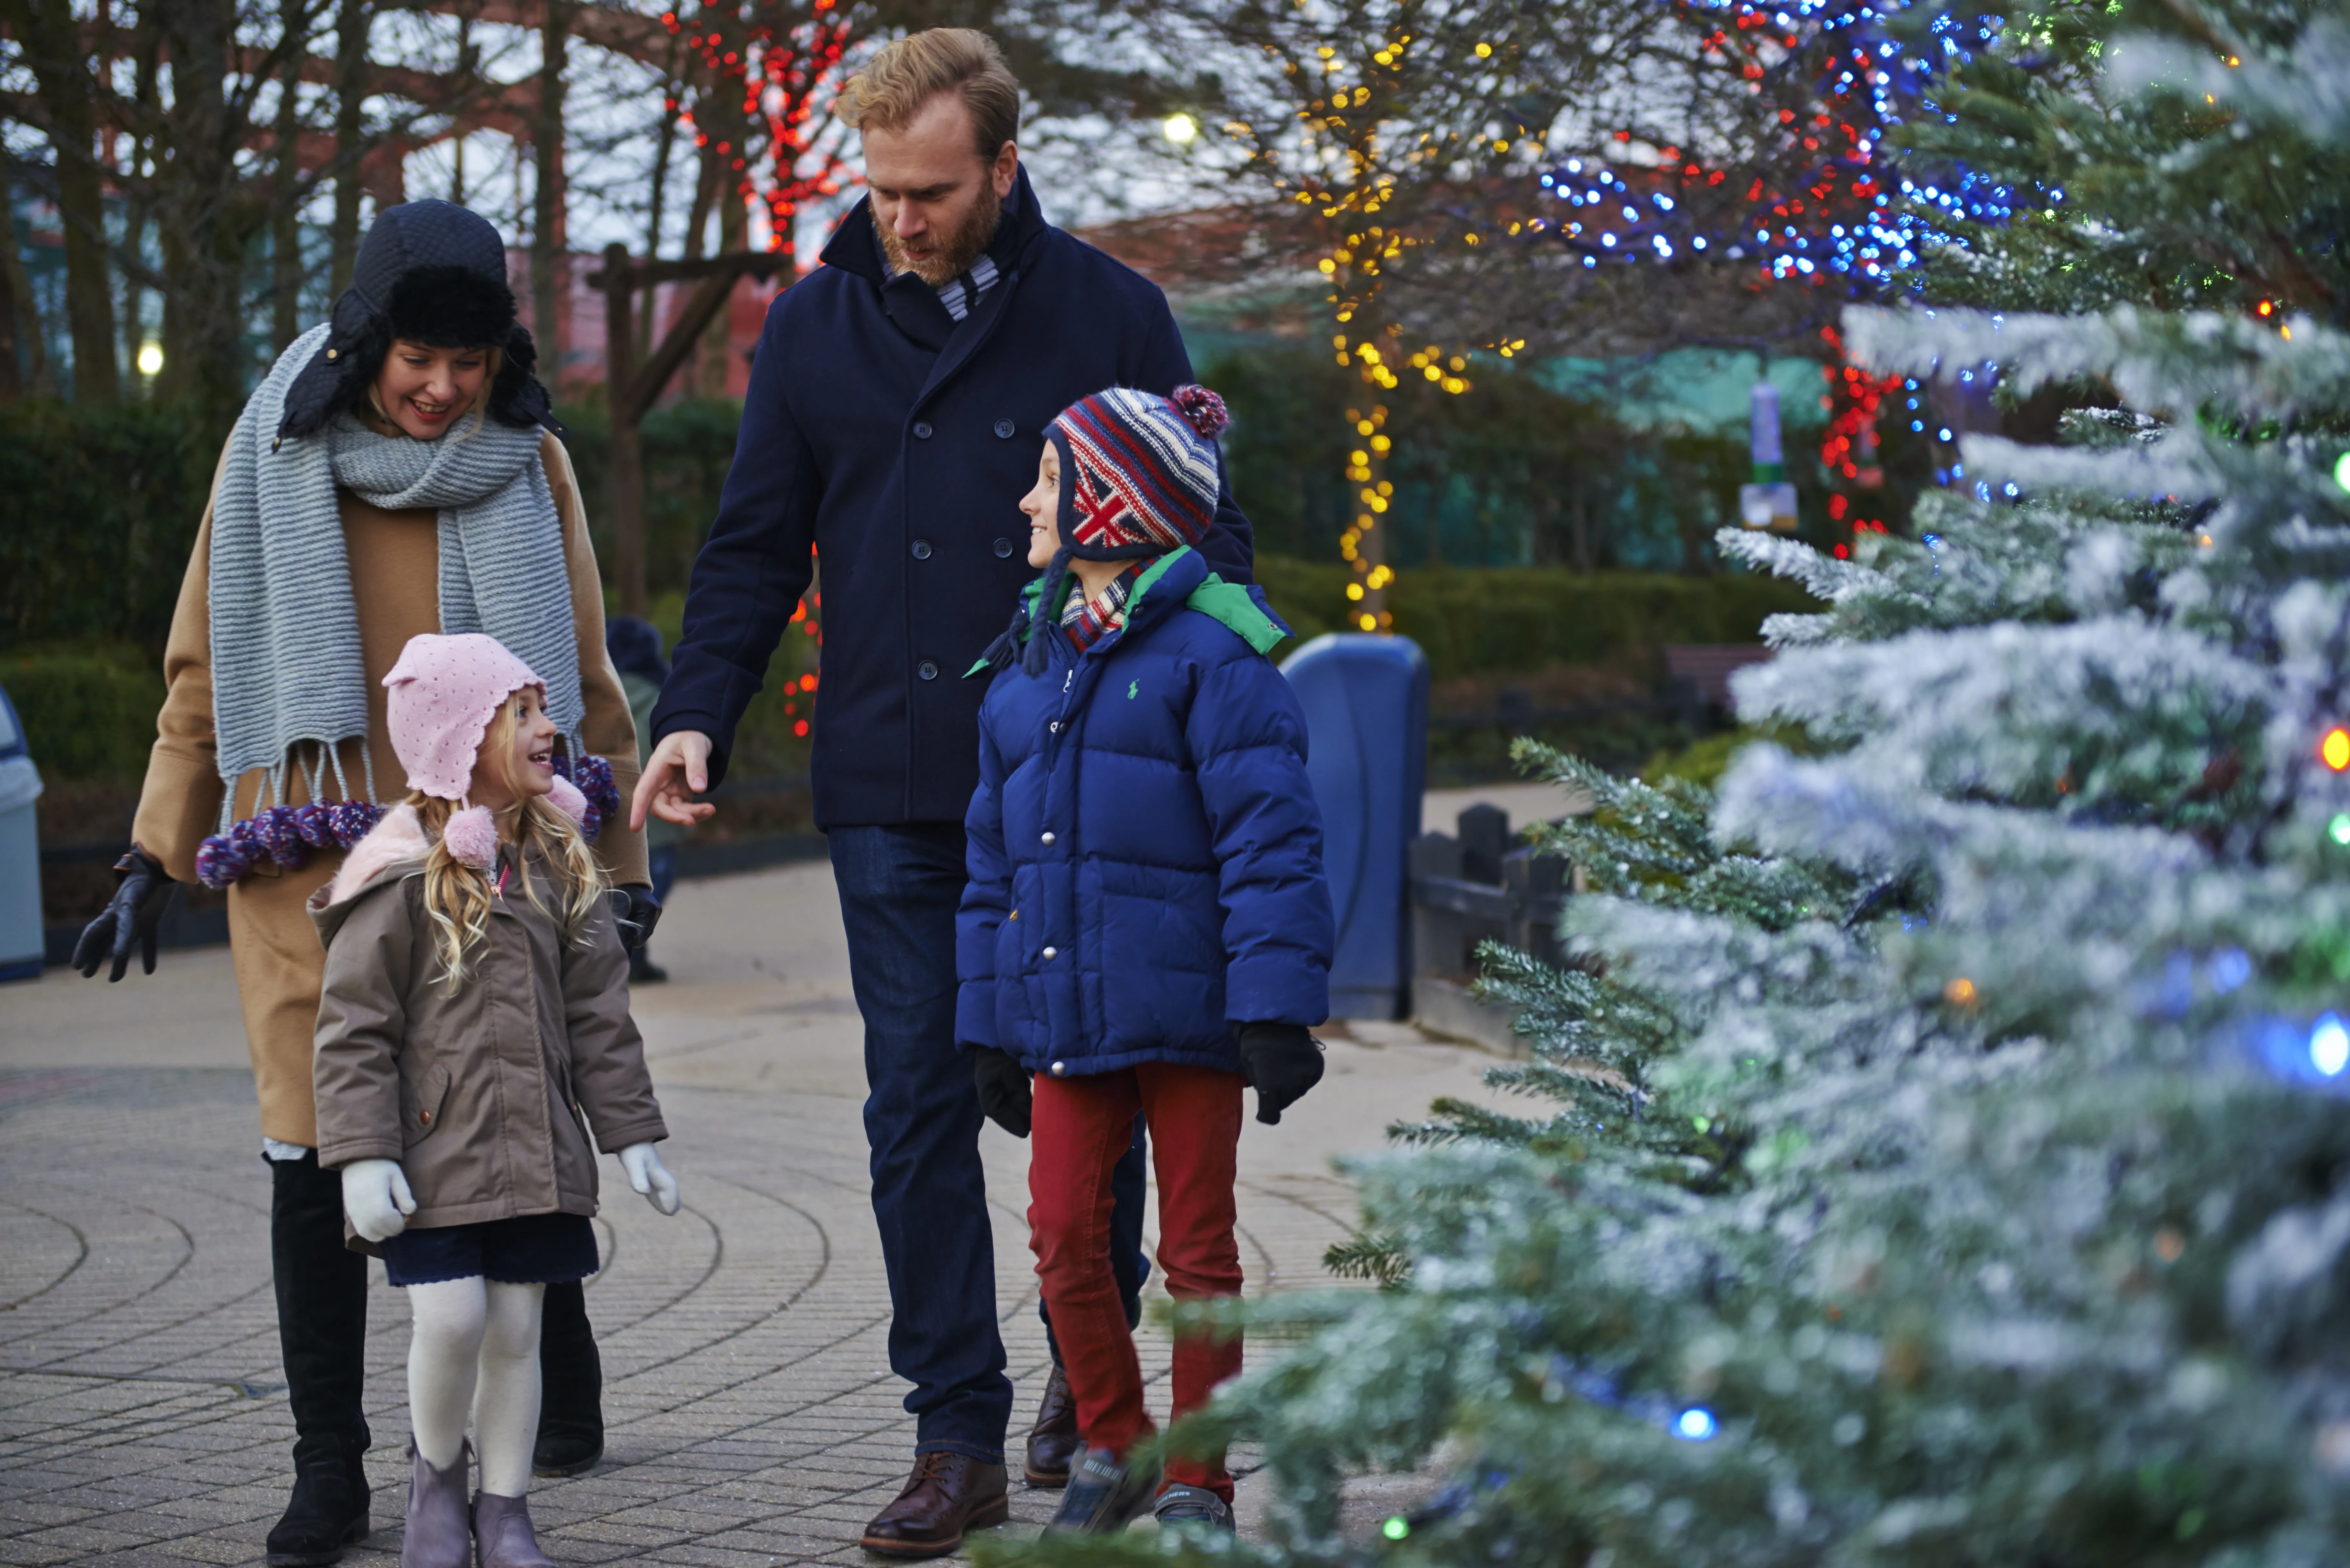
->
xmin=875 ymin=180 xmax=1002 ymax=287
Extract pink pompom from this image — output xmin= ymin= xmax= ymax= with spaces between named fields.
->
xmin=546 ymin=774 xmax=588 ymax=826
xmin=441 ymin=805 xmax=500 ymax=871
xmin=1169 ymin=383 xmax=1230 ymax=440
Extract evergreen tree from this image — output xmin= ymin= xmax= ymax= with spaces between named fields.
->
xmin=1002 ymin=3 xmax=2350 ymax=1564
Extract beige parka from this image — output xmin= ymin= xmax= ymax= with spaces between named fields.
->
xmin=307 ymin=804 xmax=666 ymax=1235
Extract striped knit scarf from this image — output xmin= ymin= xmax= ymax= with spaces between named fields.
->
xmin=1061 ymin=565 xmax=1143 ymax=653
xmin=207 ymin=325 xmax=582 ymax=822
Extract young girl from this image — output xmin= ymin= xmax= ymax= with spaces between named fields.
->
xmin=311 ymin=632 xmax=678 ymax=1568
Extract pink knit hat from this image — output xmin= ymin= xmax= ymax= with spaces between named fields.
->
xmin=384 ymin=633 xmax=543 ymax=799
xmin=384 ymin=633 xmax=592 ymax=869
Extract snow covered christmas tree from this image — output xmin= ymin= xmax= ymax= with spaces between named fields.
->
xmin=1014 ymin=4 xmax=2350 ymax=1565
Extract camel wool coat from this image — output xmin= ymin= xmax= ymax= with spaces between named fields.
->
xmin=132 ymin=432 xmax=648 ymax=1148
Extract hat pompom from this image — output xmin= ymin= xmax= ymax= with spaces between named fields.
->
xmin=1169 ymin=383 xmax=1230 ymax=440
xmin=546 ymin=774 xmax=589 ymax=826
xmin=442 ymin=805 xmax=500 ymax=871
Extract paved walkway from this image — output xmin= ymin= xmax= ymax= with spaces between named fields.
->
xmin=0 ymin=862 xmax=1509 ymax=1566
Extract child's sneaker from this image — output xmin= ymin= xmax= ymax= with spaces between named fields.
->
xmin=1044 ymin=1447 xmax=1161 ymax=1534
xmin=1152 ymin=1484 xmax=1235 ymax=1535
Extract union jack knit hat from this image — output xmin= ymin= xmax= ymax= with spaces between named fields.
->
xmin=1047 ymin=384 xmax=1231 ymax=561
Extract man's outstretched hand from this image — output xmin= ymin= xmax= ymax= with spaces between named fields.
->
xmin=631 ymin=729 xmax=720 ymax=832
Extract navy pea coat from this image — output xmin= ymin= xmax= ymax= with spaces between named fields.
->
xmin=649 ymin=169 xmax=1254 ymax=826
xmin=955 ymin=548 xmax=1334 ymax=1078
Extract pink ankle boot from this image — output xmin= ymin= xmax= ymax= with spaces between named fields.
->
xmin=471 ymin=1490 xmax=555 ymax=1568
xmin=402 ymin=1442 xmax=472 ymax=1568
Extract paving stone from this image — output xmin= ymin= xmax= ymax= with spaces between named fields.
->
xmin=3 ymin=862 xmax=1519 ymax=1565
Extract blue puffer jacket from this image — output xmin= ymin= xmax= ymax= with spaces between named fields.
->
xmin=955 ymin=547 xmax=1333 ymax=1078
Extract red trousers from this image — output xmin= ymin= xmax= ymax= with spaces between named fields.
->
xmin=1029 ymin=1062 xmax=1245 ymax=1500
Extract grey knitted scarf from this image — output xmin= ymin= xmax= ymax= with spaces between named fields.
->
xmin=209 ymin=325 xmax=583 ymax=817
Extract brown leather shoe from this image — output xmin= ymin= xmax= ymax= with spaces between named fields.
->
xmin=858 ymin=1451 xmax=1010 ymax=1558
xmin=1024 ymin=1363 xmax=1080 ymax=1487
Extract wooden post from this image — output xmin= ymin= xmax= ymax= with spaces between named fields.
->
xmin=586 ymin=248 xmax=792 ymax=621
xmin=602 ymin=243 xmax=647 ymax=618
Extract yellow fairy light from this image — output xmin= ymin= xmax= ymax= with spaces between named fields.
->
xmin=1358 ymin=613 xmax=1378 ymax=631
xmin=1473 ymin=40 xmax=1492 ymax=56
xmin=1347 ymin=582 xmax=1365 ymax=600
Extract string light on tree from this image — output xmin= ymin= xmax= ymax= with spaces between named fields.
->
xmin=1523 ymin=0 xmax=2010 ymax=545
xmin=656 ymin=3 xmax=855 ymax=263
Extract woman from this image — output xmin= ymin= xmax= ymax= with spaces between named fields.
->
xmin=74 ymin=199 xmax=653 ymax=1567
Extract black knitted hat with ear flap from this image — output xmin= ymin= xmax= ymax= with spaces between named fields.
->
xmin=278 ymin=198 xmax=560 ymax=441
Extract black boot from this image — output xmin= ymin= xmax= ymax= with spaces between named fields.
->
xmin=265 ymin=1153 xmax=372 ymax=1567
xmin=534 ymin=1278 xmax=604 ymax=1476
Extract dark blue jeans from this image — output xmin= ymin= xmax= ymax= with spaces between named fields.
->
xmin=829 ymin=822 xmax=1147 ymax=1461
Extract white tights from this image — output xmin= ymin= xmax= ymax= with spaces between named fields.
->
xmin=406 ymin=1278 xmax=545 ymax=1498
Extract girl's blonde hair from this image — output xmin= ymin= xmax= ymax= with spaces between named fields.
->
xmin=409 ymin=696 xmax=606 ymax=991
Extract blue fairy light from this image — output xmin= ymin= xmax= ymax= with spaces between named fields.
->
xmin=1674 ymin=1407 xmax=1719 ymax=1441
xmin=2313 ymin=1015 xmax=2349 ymax=1077
xmin=2209 ymin=948 xmax=2252 ymax=993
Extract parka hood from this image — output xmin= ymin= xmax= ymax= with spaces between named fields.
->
xmin=309 ymin=804 xmax=429 ymax=945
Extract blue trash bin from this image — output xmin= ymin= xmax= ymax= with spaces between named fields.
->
xmin=1280 ymin=633 xmax=1428 ymax=1020
xmin=0 ymin=683 xmax=46 ymax=983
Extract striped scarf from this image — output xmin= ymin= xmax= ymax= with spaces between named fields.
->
xmin=1061 ymin=566 xmax=1143 ymax=653
xmin=207 ymin=325 xmax=582 ymax=821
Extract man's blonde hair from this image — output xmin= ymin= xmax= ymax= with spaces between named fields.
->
xmin=839 ymin=28 xmax=1021 ymax=163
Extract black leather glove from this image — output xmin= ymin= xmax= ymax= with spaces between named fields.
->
xmin=613 ymin=883 xmax=662 ymax=955
xmin=972 ymin=1047 xmax=1033 ymax=1139
xmin=1238 ymin=1021 xmax=1325 ymax=1125
xmin=73 ymin=849 xmax=174 ymax=982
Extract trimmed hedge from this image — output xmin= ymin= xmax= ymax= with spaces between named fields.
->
xmin=1252 ymin=556 xmax=1817 ymax=677
xmin=4 ymin=647 xmax=162 ymax=781
xmin=0 ymin=401 xmax=217 ymax=658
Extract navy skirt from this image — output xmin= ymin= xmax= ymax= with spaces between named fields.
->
xmin=381 ymin=1213 xmax=599 ymax=1287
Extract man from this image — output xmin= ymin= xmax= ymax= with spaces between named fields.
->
xmin=632 ymin=27 xmax=1253 ymax=1558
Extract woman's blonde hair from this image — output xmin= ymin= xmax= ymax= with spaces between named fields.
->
xmin=362 ymin=344 xmax=505 ymax=441
xmin=409 ymin=697 xmax=606 ymax=991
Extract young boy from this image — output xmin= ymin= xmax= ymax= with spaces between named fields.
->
xmin=956 ymin=384 xmax=1336 ymax=1535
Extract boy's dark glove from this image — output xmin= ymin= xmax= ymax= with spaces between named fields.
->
xmin=613 ymin=883 xmax=662 ymax=955
xmin=972 ymin=1047 xmax=1033 ymax=1138
xmin=73 ymin=849 xmax=174 ymax=982
xmin=1238 ymin=1022 xmax=1325 ymax=1125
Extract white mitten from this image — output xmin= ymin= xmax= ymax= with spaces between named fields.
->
xmin=342 ymin=1158 xmax=415 ymax=1243
xmin=618 ymin=1142 xmax=681 ymax=1216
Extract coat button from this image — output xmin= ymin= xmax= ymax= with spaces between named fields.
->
xmin=419 ymin=1111 xmax=431 ymax=1125
xmin=993 ymin=538 xmax=1014 ymax=558
xmin=912 ymin=539 xmax=933 ymax=560
xmin=1041 ymin=831 xmax=1055 ymax=844
xmin=918 ymin=660 xmax=939 ymax=680
xmin=1043 ymin=946 xmax=1058 ymax=959
xmin=913 ymin=421 xmax=935 ymax=440
xmin=1050 ymin=1061 xmax=1067 ymax=1076
xmin=994 ymin=418 xmax=1015 ymax=439
xmin=1049 ymin=721 xmax=1060 ymax=734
